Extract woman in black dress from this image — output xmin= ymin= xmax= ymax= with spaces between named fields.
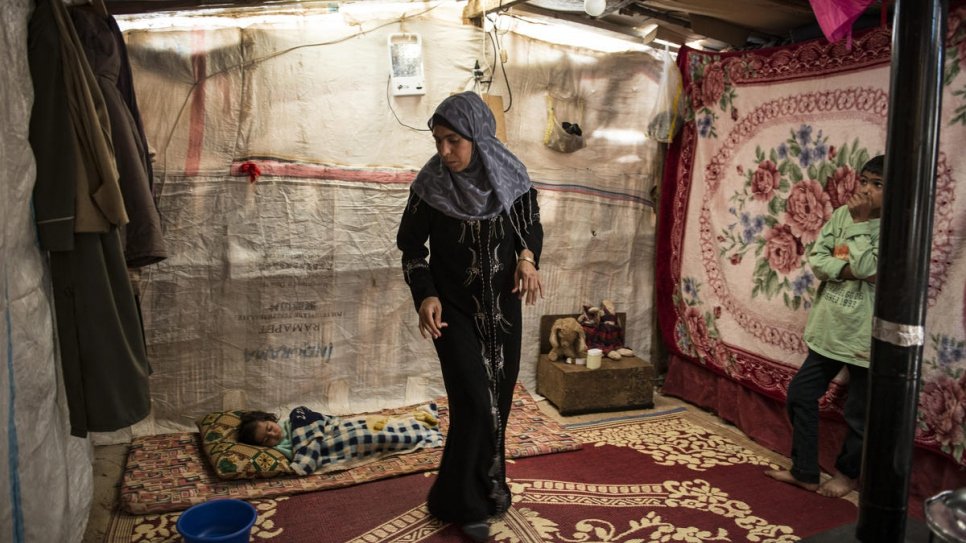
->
xmin=397 ymin=91 xmax=544 ymax=541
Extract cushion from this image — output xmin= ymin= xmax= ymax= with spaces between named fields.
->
xmin=196 ymin=411 xmax=293 ymax=480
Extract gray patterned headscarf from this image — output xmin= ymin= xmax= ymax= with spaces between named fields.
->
xmin=412 ymin=92 xmax=532 ymax=220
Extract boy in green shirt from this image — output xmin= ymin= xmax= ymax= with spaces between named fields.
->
xmin=765 ymin=155 xmax=884 ymax=498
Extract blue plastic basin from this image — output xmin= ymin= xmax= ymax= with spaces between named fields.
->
xmin=176 ymin=499 xmax=257 ymax=543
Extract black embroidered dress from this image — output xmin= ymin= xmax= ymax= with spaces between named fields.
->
xmin=398 ymin=187 xmax=542 ymax=523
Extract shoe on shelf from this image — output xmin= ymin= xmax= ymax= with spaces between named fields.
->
xmin=460 ymin=521 xmax=490 ymax=542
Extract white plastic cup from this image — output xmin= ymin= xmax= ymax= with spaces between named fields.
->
xmin=586 ymin=348 xmax=602 ymax=370
xmin=575 ymin=358 xmax=586 ymax=366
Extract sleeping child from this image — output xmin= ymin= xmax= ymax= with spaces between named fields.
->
xmin=236 ymin=404 xmax=442 ymax=475
xmin=237 ymin=411 xmax=293 ymax=459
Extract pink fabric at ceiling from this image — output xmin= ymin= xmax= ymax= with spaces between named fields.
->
xmin=808 ymin=0 xmax=877 ymax=46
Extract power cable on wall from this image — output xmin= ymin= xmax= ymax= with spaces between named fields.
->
xmin=478 ymin=12 xmax=495 ymax=92
xmin=153 ymin=3 xmax=441 ymax=197
xmin=488 ymin=30 xmax=512 ymax=112
xmin=386 ymin=75 xmax=431 ymax=131
xmin=478 ymin=7 xmax=513 ymax=113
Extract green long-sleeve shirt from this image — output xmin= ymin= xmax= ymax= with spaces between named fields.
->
xmin=803 ymin=205 xmax=879 ymax=368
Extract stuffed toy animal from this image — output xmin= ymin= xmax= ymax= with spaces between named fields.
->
xmin=597 ymin=300 xmax=624 ymax=358
xmin=548 ymin=317 xmax=588 ymax=361
xmin=580 ymin=300 xmax=636 ymax=359
xmin=577 ymin=304 xmax=603 ymax=329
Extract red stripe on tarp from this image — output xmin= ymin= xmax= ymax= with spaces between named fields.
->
xmin=228 ymin=161 xmax=418 ymax=184
xmin=185 ymin=30 xmax=207 ymax=176
xmin=226 ymin=160 xmax=654 ymax=205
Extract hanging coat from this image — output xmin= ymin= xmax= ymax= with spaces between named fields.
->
xmin=70 ymin=6 xmax=166 ymax=268
xmin=28 ymin=0 xmax=151 ymax=438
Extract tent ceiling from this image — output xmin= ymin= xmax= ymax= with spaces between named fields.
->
xmin=500 ymin=0 xmax=885 ymax=50
xmin=103 ymin=0 xmax=884 ymax=50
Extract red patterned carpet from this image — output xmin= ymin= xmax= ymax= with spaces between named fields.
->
xmin=109 ymin=408 xmax=858 ymax=542
xmin=119 ymin=384 xmax=579 ymax=515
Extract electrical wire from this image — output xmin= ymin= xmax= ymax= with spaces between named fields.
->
xmin=487 ymin=31 xmax=512 ymax=113
xmin=486 ymin=27 xmax=498 ymax=93
xmin=478 ymin=13 xmax=494 ymax=89
xmin=153 ymin=3 xmax=441 ymax=197
xmin=386 ymin=75 xmax=431 ymax=131
xmin=492 ymin=0 xmax=513 ymax=112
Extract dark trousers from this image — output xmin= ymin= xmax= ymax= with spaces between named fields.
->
xmin=786 ymin=349 xmax=869 ymax=484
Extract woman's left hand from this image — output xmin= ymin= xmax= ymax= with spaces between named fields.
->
xmin=512 ymin=251 xmax=544 ymax=305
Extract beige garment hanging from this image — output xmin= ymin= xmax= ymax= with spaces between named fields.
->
xmin=50 ymin=0 xmax=128 ymax=231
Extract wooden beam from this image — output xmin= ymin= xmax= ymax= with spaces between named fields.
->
xmin=104 ymin=0 xmax=334 ymax=16
xmin=621 ymin=4 xmax=691 ymax=29
xmin=105 ymin=0 xmax=276 ymax=15
xmin=653 ymin=25 xmax=688 ymax=46
xmin=461 ymin=0 xmax=530 ymax=21
xmin=512 ymin=3 xmax=654 ymax=42
xmin=689 ymin=13 xmax=750 ymax=48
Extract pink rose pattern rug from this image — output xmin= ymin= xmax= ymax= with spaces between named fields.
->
xmin=657 ymin=6 xmax=966 ymax=466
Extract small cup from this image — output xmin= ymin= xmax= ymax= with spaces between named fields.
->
xmin=586 ymin=348 xmax=603 ymax=370
xmin=574 ymin=358 xmax=586 ymax=366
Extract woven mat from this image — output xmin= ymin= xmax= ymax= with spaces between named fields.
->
xmin=119 ymin=384 xmax=580 ymax=515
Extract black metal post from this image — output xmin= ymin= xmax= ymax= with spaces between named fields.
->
xmin=856 ymin=1 xmax=947 ymax=541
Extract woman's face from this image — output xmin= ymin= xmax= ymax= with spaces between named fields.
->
xmin=433 ymin=124 xmax=473 ymax=173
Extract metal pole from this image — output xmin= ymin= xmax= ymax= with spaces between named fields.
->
xmin=857 ymin=0 xmax=947 ymax=541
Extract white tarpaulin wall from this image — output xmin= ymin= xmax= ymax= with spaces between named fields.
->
xmin=120 ymin=1 xmax=665 ymax=437
xmin=3 ymin=1 xmax=93 ymax=541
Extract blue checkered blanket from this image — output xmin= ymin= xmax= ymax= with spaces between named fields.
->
xmin=288 ymin=403 xmax=443 ymax=475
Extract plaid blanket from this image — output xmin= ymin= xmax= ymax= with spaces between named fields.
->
xmin=288 ymin=404 xmax=443 ymax=476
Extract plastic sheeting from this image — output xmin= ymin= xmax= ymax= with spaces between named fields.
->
xmin=117 ymin=2 xmax=664 ymax=437
xmin=1 ymin=1 xmax=93 ymax=541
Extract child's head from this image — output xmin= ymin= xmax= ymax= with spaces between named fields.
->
xmin=861 ymin=155 xmax=885 ymax=177
xmin=859 ymin=154 xmax=886 ymax=214
xmin=238 ymin=411 xmax=283 ymax=447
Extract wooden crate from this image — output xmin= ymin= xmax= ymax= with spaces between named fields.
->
xmin=535 ymin=314 xmax=655 ymax=416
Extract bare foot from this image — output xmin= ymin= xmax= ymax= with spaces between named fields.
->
xmin=764 ymin=469 xmax=819 ymax=492
xmin=817 ymin=472 xmax=857 ymax=498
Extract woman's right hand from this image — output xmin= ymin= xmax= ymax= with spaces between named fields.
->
xmin=417 ymin=296 xmax=448 ymax=339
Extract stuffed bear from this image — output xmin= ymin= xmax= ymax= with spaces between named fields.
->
xmin=580 ymin=300 xmax=635 ymax=359
xmin=548 ymin=317 xmax=588 ymax=361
